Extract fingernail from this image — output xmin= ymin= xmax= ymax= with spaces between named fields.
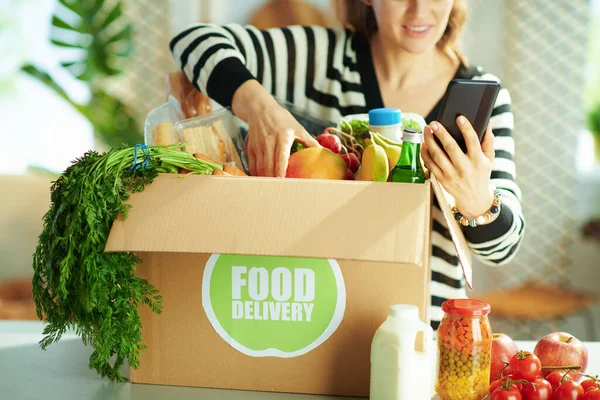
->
xmin=458 ymin=116 xmax=466 ymax=125
xmin=430 ymin=122 xmax=439 ymax=131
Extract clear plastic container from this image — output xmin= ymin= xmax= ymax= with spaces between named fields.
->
xmin=174 ymin=107 xmax=246 ymax=171
xmin=144 ymin=97 xmax=336 ymax=175
xmin=401 ymin=112 xmax=427 ymax=132
xmin=435 ymin=299 xmax=492 ymax=400
xmin=144 ymin=95 xmax=185 ymax=146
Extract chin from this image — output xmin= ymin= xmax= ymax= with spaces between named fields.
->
xmin=386 ymin=31 xmax=439 ymax=54
xmin=398 ymin=41 xmax=437 ymax=55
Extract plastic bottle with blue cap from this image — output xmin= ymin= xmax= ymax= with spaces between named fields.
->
xmin=368 ymin=108 xmax=403 ymax=143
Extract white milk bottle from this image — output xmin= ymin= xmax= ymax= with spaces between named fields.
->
xmin=370 ymin=304 xmax=434 ymax=400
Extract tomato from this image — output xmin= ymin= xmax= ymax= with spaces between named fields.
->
xmin=551 ymin=380 xmax=584 ymax=400
xmin=490 ymin=378 xmax=506 ymax=394
xmin=584 ymin=388 xmax=600 ymax=400
xmin=521 ymin=377 xmax=553 ymax=400
xmin=547 ymin=371 xmax=572 ymax=390
xmin=488 ymin=374 xmax=521 ymax=394
xmin=491 ymin=385 xmax=522 ymax=400
xmin=509 ymin=351 xmax=542 ymax=382
xmin=582 ymin=379 xmax=600 ymax=392
xmin=490 ymin=378 xmax=520 ymax=395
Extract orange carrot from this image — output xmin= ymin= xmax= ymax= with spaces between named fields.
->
xmin=223 ymin=164 xmax=248 ymax=176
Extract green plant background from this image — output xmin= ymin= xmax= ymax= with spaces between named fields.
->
xmin=209 ymin=255 xmax=339 ymax=353
xmin=22 ymin=0 xmax=142 ymax=148
xmin=586 ymin=3 xmax=600 ymax=135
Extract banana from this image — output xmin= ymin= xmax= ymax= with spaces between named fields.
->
xmin=371 ymin=131 xmax=402 ymax=147
xmin=371 ymin=132 xmax=402 ymax=171
xmin=356 ymin=139 xmax=389 ymax=182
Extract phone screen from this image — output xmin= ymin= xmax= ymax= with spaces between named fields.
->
xmin=435 ymin=79 xmax=500 ymax=154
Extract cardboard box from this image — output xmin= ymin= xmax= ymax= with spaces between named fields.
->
xmin=105 ymin=173 xmax=471 ymax=397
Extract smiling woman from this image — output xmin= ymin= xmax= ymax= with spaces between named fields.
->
xmin=337 ymin=0 xmax=467 ymax=60
xmin=168 ymin=0 xmax=525 ymax=330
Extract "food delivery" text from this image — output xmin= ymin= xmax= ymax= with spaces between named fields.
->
xmin=231 ymin=266 xmax=315 ymax=322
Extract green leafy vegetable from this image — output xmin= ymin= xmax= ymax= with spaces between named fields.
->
xmin=32 ymin=144 xmax=220 ymax=382
xmin=402 ymin=119 xmax=425 ymax=131
xmin=341 ymin=119 xmax=370 ymax=136
xmin=340 ymin=119 xmax=370 ymax=149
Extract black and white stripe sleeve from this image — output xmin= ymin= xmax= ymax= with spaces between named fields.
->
xmin=169 ymin=23 xmax=311 ymax=109
xmin=169 ymin=23 xmax=268 ymax=108
xmin=462 ymin=75 xmax=526 ymax=265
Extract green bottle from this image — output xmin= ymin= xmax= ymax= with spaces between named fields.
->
xmin=389 ymin=128 xmax=426 ymax=183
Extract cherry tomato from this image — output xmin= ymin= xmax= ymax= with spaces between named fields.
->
xmin=547 ymin=371 xmax=572 ymax=390
xmin=551 ymin=380 xmax=584 ymax=400
xmin=491 ymin=385 xmax=523 ymax=400
xmin=488 ymin=374 xmax=521 ymax=394
xmin=509 ymin=351 xmax=542 ymax=382
xmin=490 ymin=377 xmax=520 ymax=395
xmin=582 ymin=379 xmax=600 ymax=392
xmin=490 ymin=378 xmax=506 ymax=394
xmin=521 ymin=377 xmax=553 ymax=400
xmin=584 ymin=388 xmax=600 ymax=400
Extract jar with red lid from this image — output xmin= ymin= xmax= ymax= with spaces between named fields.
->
xmin=435 ymin=299 xmax=492 ymax=400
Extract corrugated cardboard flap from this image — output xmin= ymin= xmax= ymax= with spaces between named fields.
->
xmin=105 ymin=174 xmax=431 ymax=265
xmin=429 ymin=174 xmax=473 ymax=290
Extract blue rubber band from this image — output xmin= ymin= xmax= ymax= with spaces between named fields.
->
xmin=130 ymin=144 xmax=150 ymax=170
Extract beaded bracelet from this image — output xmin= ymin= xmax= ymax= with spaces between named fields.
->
xmin=452 ymin=190 xmax=502 ymax=228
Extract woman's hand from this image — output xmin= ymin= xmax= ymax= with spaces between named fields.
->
xmin=232 ymin=80 xmax=320 ymax=177
xmin=421 ymin=116 xmax=495 ymax=218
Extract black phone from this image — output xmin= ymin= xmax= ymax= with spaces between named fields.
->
xmin=435 ymin=79 xmax=501 ymax=153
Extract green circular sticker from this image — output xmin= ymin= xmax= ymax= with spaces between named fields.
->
xmin=202 ymin=254 xmax=346 ymax=358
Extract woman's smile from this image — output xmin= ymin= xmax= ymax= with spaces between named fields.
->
xmin=401 ymin=24 xmax=434 ymax=37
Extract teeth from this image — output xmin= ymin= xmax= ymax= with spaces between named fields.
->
xmin=408 ymin=26 xmax=429 ymax=32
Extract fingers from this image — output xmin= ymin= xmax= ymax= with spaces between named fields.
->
xmin=423 ymin=125 xmax=457 ymax=175
xmin=481 ymin=122 xmax=495 ymax=162
xmin=456 ymin=115 xmax=482 ymax=156
xmin=420 ymin=144 xmax=443 ymax=179
xmin=248 ymin=146 xmax=258 ymax=176
xmin=296 ymin=130 xmax=321 ymax=148
xmin=255 ymin=149 xmax=266 ymax=177
xmin=263 ymin=137 xmax=276 ymax=177
xmin=429 ymin=121 xmax=468 ymax=169
xmin=274 ymin=130 xmax=295 ymax=178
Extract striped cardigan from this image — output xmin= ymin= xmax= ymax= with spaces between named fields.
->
xmin=169 ymin=23 xmax=526 ymax=330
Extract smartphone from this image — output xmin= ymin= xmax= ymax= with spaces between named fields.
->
xmin=435 ymin=79 xmax=501 ymax=153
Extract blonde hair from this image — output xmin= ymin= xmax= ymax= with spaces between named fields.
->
xmin=334 ymin=0 xmax=468 ymax=64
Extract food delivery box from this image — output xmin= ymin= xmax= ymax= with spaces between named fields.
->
xmin=104 ymin=168 xmax=473 ymax=397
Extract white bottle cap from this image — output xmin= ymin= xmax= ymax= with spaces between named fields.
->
xmin=389 ymin=304 xmax=419 ymax=319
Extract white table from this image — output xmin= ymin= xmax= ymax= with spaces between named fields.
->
xmin=1 ymin=321 xmax=599 ymax=400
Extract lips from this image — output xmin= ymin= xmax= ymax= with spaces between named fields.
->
xmin=402 ymin=24 xmax=433 ymax=37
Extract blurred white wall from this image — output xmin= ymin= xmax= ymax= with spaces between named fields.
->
xmin=462 ymin=0 xmax=505 ymax=80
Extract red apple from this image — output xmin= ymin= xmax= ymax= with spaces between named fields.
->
xmin=316 ymin=133 xmax=343 ymax=154
xmin=533 ymin=332 xmax=588 ymax=380
xmin=490 ymin=333 xmax=519 ymax=382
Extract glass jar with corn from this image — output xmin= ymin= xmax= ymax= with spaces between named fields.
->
xmin=435 ymin=299 xmax=492 ymax=400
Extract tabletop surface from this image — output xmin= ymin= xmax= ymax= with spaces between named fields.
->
xmin=1 ymin=321 xmax=599 ymax=400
